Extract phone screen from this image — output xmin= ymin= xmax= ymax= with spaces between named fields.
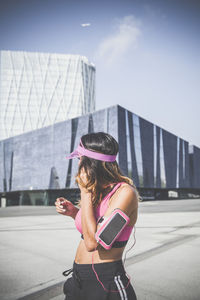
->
xmin=99 ymin=213 xmax=127 ymax=245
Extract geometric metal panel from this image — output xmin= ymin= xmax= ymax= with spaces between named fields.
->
xmin=190 ymin=146 xmax=200 ymax=188
xmin=117 ymin=106 xmax=128 ymax=176
xmin=126 ymin=111 xmax=139 ymax=186
xmin=155 ymin=126 xmax=161 ymax=188
xmin=184 ymin=141 xmax=190 ymax=188
xmin=139 ymin=117 xmax=154 ymax=188
xmin=162 ymin=130 xmax=177 ymax=188
xmin=179 ymin=139 xmax=184 ymax=187
xmin=160 ymin=129 xmax=167 ymax=187
xmin=132 ymin=114 xmax=143 ymax=187
xmin=49 ymin=167 xmax=60 ymax=189
xmin=66 ymin=118 xmax=79 ymax=187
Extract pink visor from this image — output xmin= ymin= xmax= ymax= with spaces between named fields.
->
xmin=66 ymin=140 xmax=117 ymax=162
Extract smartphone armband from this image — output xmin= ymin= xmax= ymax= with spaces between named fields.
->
xmin=95 ymin=208 xmax=130 ymax=250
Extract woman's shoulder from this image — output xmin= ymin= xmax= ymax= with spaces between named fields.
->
xmin=109 ymin=182 xmax=138 ymax=212
xmin=119 ymin=182 xmax=138 ymax=199
xmin=118 ymin=181 xmax=137 ymax=194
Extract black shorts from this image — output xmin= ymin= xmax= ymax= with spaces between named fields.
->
xmin=63 ymin=260 xmax=137 ymax=300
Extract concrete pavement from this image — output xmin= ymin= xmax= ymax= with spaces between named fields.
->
xmin=0 ymin=199 xmax=200 ymax=300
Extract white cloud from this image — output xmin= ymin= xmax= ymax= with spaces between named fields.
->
xmin=81 ymin=23 xmax=91 ymax=27
xmin=96 ymin=16 xmax=141 ymax=65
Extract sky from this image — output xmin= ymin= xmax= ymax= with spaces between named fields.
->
xmin=0 ymin=0 xmax=200 ymax=147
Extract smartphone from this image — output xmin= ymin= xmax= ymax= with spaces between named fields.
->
xmin=95 ymin=209 xmax=130 ymax=250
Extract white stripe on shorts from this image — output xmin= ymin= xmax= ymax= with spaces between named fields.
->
xmin=117 ymin=275 xmax=128 ymax=300
xmin=114 ymin=276 xmax=124 ymax=300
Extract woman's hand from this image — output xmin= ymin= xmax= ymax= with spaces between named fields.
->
xmin=77 ymin=169 xmax=91 ymax=195
xmin=55 ymin=197 xmax=79 ymax=219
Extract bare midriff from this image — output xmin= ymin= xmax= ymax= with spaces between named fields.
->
xmin=75 ymin=240 xmax=125 ymax=264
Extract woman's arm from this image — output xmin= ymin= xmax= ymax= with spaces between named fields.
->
xmin=81 ymin=191 xmax=98 ymax=252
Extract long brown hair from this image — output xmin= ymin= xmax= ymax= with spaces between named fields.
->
xmin=75 ymin=132 xmax=139 ymax=207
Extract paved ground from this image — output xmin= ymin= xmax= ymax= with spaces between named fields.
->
xmin=0 ymin=199 xmax=200 ymax=300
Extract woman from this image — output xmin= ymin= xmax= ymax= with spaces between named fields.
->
xmin=55 ymin=132 xmax=139 ymax=300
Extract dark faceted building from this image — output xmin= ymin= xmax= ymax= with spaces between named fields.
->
xmin=0 ymin=105 xmax=199 ymax=205
xmin=189 ymin=146 xmax=200 ymax=189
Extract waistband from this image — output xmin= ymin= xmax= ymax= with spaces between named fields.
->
xmin=72 ymin=260 xmax=125 ymax=280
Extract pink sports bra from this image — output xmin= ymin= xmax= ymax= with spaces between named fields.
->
xmin=75 ymin=182 xmax=134 ymax=248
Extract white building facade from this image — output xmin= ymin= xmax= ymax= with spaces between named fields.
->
xmin=0 ymin=50 xmax=95 ymax=140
